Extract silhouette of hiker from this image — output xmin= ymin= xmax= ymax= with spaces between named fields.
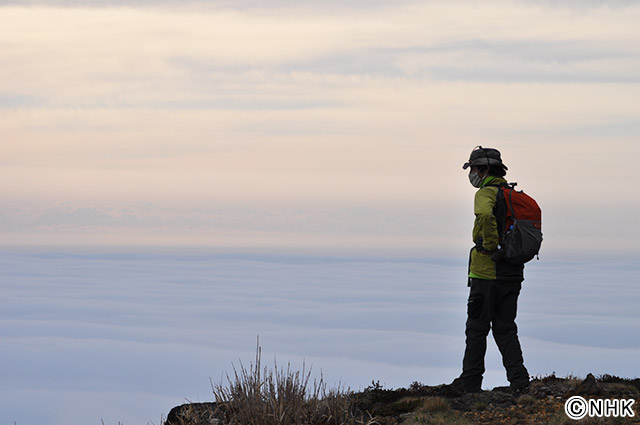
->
xmin=454 ymin=146 xmax=530 ymax=395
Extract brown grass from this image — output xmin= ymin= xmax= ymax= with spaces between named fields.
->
xmin=211 ymin=342 xmax=377 ymax=425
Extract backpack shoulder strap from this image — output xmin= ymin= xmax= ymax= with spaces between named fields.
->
xmin=486 ymin=183 xmax=508 ymax=239
xmin=487 ymin=183 xmax=519 ymax=237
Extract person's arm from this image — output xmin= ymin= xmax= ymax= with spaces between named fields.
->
xmin=474 ymin=188 xmax=499 ymax=252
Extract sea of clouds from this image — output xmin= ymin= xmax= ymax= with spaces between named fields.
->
xmin=1 ymin=248 xmax=638 ymax=425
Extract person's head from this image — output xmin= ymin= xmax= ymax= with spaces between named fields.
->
xmin=462 ymin=146 xmax=507 ymax=187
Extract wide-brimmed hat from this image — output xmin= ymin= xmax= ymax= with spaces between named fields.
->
xmin=462 ymin=146 xmax=508 ymax=170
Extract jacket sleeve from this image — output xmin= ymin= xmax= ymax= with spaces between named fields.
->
xmin=474 ymin=187 xmax=499 ymax=251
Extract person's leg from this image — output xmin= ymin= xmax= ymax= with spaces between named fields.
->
xmin=491 ymin=281 xmax=529 ymax=389
xmin=460 ymin=279 xmax=493 ymax=391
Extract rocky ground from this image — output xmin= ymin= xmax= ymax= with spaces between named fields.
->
xmin=165 ymin=374 xmax=640 ymax=425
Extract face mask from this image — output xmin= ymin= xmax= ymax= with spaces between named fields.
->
xmin=468 ymin=170 xmax=484 ymax=188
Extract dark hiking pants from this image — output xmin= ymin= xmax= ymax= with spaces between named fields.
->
xmin=461 ymin=278 xmax=529 ymax=391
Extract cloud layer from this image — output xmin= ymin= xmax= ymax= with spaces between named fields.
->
xmin=1 ymin=249 xmax=638 ymax=424
xmin=2 ymin=1 xmax=639 ymax=253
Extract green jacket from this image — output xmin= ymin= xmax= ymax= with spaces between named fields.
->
xmin=469 ymin=176 xmax=524 ymax=282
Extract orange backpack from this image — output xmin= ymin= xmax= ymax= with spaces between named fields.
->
xmin=492 ymin=183 xmax=543 ymax=264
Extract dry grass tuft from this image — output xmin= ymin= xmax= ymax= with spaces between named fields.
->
xmin=420 ymin=397 xmax=450 ymax=414
xmin=211 ymin=342 xmax=377 ymax=425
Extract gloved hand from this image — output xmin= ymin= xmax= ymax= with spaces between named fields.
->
xmin=474 ymin=239 xmax=492 ymax=255
xmin=491 ymin=247 xmax=505 ymax=262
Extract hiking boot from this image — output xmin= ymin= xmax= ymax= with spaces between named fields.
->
xmin=449 ymin=377 xmax=482 ymax=394
xmin=512 ymin=383 xmax=530 ymax=397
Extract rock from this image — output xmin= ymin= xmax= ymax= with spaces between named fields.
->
xmin=164 ymin=373 xmax=640 ymax=425
xmin=165 ymin=402 xmax=218 ymax=425
xmin=572 ymin=373 xmax=602 ymax=396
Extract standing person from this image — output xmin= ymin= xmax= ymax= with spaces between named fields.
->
xmin=457 ymin=146 xmax=530 ymax=395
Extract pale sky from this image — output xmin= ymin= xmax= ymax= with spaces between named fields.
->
xmin=1 ymin=0 xmax=640 ymax=256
